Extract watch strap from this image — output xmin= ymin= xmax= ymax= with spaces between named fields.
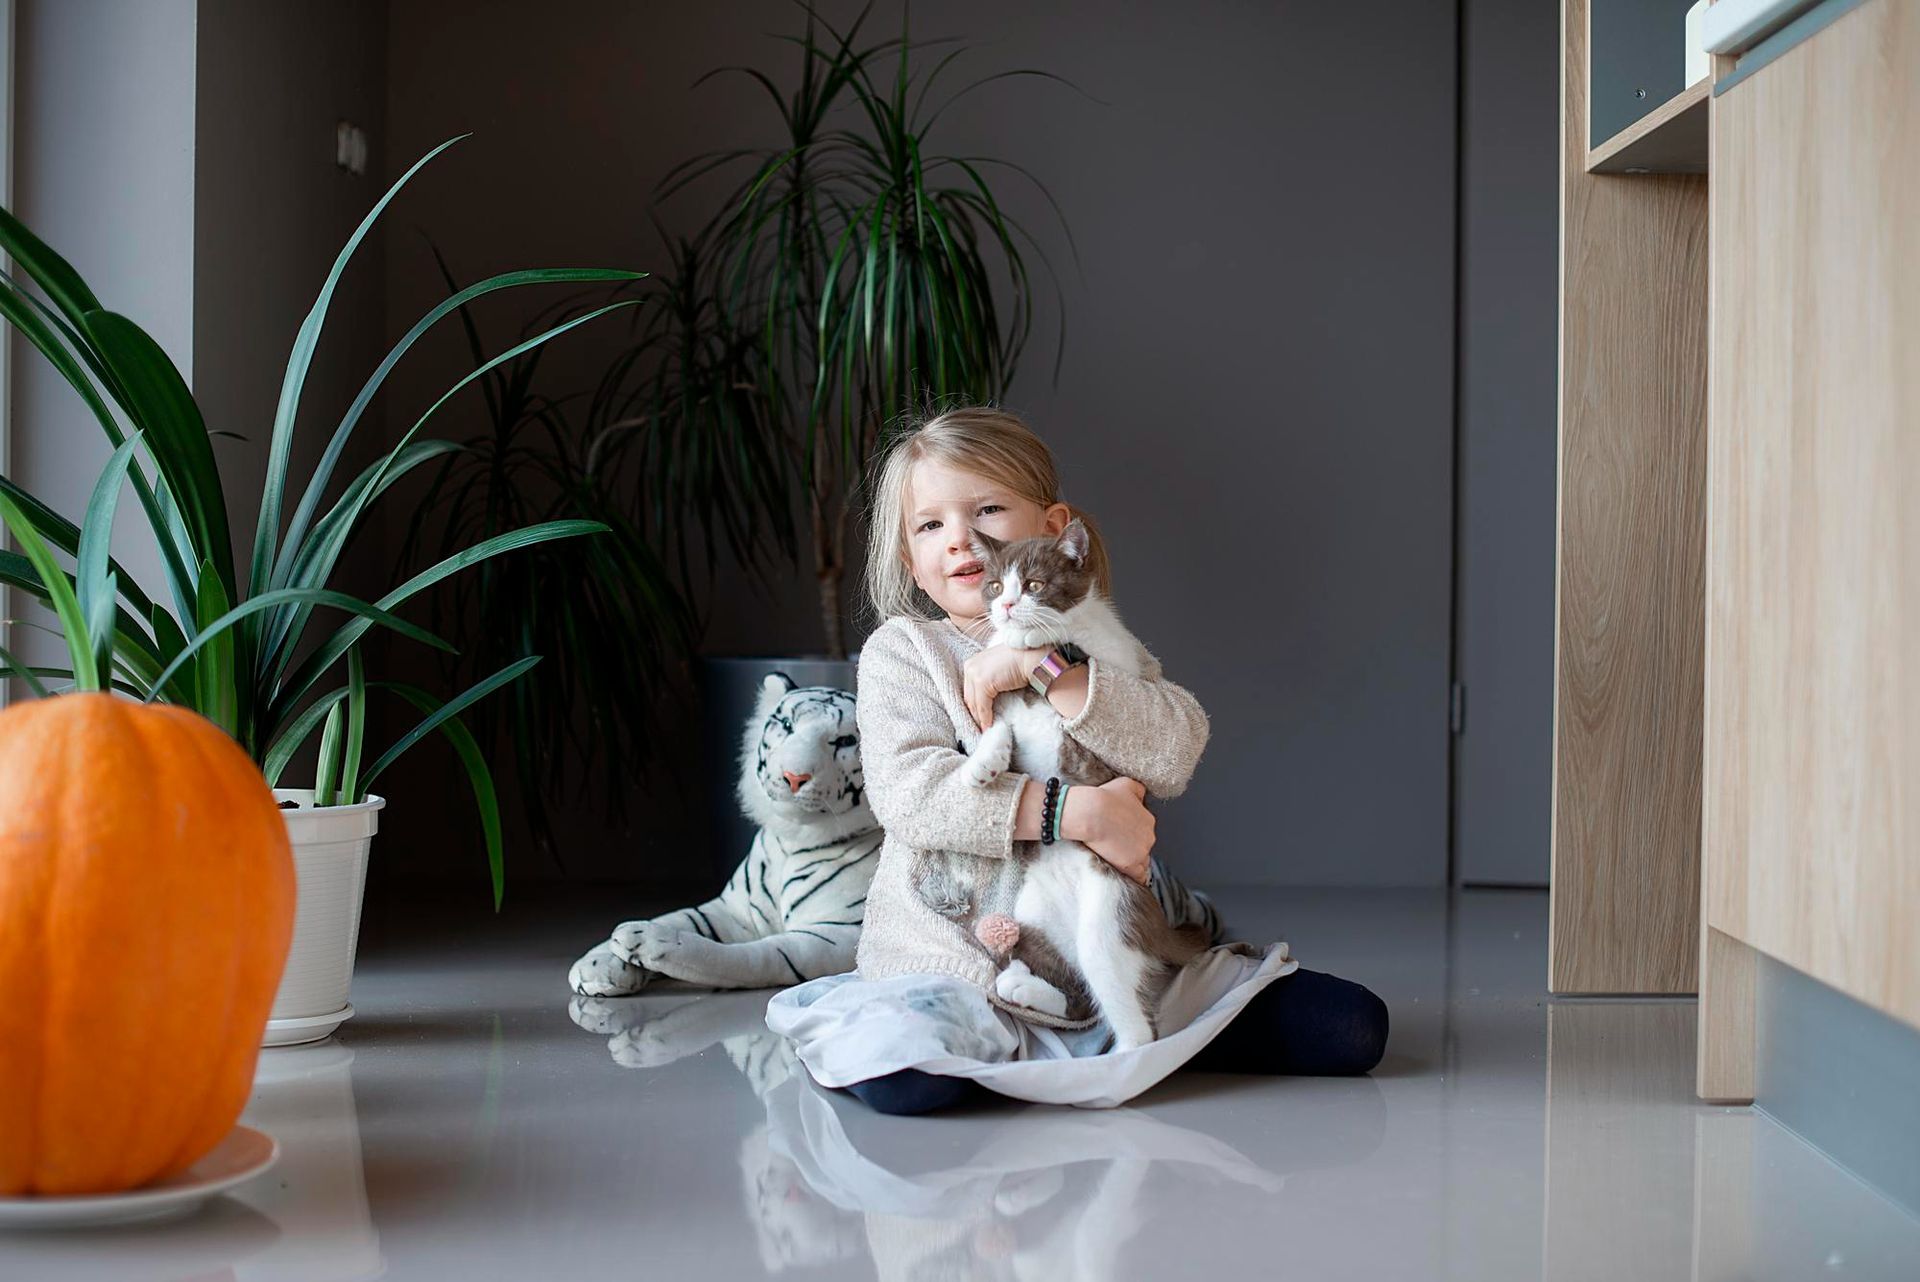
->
xmin=1028 ymin=643 xmax=1087 ymax=696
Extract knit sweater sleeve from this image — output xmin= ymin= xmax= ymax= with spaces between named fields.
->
xmin=855 ymin=624 xmax=1029 ymax=860
xmin=1058 ymin=656 xmax=1212 ymax=799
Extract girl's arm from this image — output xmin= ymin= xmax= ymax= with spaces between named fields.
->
xmin=856 ymin=626 xmax=1031 ymax=859
xmin=1054 ymin=655 xmax=1212 ymax=799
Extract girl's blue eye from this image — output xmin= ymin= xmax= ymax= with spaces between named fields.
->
xmin=917 ymin=505 xmax=1004 ymax=533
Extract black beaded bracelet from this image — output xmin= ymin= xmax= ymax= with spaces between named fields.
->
xmin=1041 ymin=775 xmax=1061 ymax=845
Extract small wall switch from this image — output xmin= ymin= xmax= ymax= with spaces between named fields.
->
xmin=335 ymin=121 xmax=369 ymax=176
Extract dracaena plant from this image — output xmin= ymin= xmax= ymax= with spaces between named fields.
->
xmin=392 ymin=235 xmax=705 ymax=858
xmin=0 ymin=134 xmax=643 ymax=909
xmin=639 ymin=0 xmax=1079 ymax=657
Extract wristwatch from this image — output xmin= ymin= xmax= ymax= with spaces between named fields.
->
xmin=1028 ymin=643 xmax=1088 ymax=696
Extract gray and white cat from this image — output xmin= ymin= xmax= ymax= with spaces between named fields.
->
xmin=911 ymin=517 xmax=1213 ymax=1052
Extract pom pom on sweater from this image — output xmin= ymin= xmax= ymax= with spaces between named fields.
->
xmin=975 ymin=913 xmax=1021 ymax=955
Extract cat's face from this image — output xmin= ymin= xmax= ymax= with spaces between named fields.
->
xmin=970 ymin=519 xmax=1095 ymax=643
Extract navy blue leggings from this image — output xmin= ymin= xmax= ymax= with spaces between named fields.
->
xmin=838 ymin=966 xmax=1389 ymax=1115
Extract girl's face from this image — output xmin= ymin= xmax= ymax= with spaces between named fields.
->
xmin=904 ymin=458 xmax=1071 ymax=627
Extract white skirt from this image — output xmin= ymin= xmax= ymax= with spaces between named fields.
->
xmin=763 ymin=940 xmax=1299 ymax=1109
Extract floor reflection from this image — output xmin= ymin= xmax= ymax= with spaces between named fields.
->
xmin=232 ymin=1040 xmax=384 ymax=1281
xmin=7 ymin=889 xmax=1916 ymax=1281
xmin=571 ymin=979 xmax=1387 ymax=1280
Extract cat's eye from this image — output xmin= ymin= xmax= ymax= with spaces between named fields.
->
xmin=1026 ymin=579 xmax=1044 ymax=593
xmin=982 ymin=582 xmax=1001 ymax=595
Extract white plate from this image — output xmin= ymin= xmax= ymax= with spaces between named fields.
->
xmin=0 ymin=1125 xmax=279 ymax=1230
xmin=263 ymin=1002 xmax=354 ymax=1047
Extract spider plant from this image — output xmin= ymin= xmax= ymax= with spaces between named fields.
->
xmin=0 ymin=134 xmax=643 ymax=908
xmin=647 ymin=0 xmax=1081 ymax=657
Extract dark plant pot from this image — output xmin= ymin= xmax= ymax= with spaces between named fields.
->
xmin=697 ymin=653 xmax=862 ymax=884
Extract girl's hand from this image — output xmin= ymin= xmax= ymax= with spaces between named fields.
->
xmin=962 ymin=642 xmax=1054 ymax=730
xmin=1069 ymin=777 xmax=1155 ymax=886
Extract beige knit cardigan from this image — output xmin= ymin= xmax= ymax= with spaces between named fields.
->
xmin=851 ymin=614 xmax=1213 ymax=1029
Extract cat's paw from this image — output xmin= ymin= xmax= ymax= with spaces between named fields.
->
xmin=569 ymin=940 xmax=653 ymax=997
xmin=610 ymin=919 xmax=687 ymax=972
xmin=963 ymin=721 xmax=1013 ymax=786
xmin=994 ymin=958 xmax=1069 ymax=1017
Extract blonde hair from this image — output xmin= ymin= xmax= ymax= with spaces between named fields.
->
xmin=860 ymin=403 xmax=1113 ymax=630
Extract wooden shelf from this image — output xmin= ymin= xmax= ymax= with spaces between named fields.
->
xmin=1587 ymin=78 xmax=1710 ymax=174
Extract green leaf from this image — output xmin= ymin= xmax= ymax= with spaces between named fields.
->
xmin=341 ymin=647 xmax=366 ymax=806
xmin=261 ymin=685 xmax=348 ymax=788
xmin=0 ymin=283 xmax=196 ymax=614
xmin=372 ymin=680 xmax=515 ymax=912
xmin=257 ymin=299 xmax=635 ymax=692
xmin=77 ymin=433 xmax=146 ymax=672
xmin=361 ymin=655 xmax=540 ymax=788
xmin=272 ymin=266 xmax=644 ymax=593
xmin=258 ymin=437 xmax=464 ymax=682
xmin=314 ymin=701 xmax=344 ymax=808
xmin=269 ymin=520 xmax=605 ymax=722
xmin=0 ymin=555 xmax=165 ymax=692
xmin=82 ymin=311 xmax=236 ymax=599
xmin=0 ymin=471 xmax=157 ymax=623
xmin=147 ymin=603 xmax=193 ymax=704
xmin=146 ymin=586 xmax=453 ymax=705
xmin=251 ymin=134 xmax=471 ymax=608
xmin=85 ymin=574 xmax=120 ymax=689
xmin=0 ymin=641 xmax=50 ymax=698
xmin=0 ymin=205 xmax=104 ymax=326
xmin=0 ymin=491 xmax=98 ymax=691
xmin=194 ymin=559 xmax=236 ymax=736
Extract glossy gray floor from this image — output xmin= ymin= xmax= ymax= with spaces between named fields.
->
xmin=6 ymin=886 xmax=1918 ymax=1280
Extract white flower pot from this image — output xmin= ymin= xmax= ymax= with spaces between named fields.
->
xmin=264 ymin=790 xmax=385 ymax=1047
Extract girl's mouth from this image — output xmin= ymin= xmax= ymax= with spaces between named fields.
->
xmin=952 ymin=567 xmax=984 ymax=584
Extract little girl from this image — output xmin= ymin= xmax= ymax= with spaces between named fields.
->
xmin=763 ymin=406 xmax=1388 ymax=1113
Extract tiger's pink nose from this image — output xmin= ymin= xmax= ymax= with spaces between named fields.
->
xmin=784 ymin=771 xmax=812 ymax=793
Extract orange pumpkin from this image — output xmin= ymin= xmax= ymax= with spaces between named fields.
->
xmin=0 ymin=694 xmax=295 ymax=1196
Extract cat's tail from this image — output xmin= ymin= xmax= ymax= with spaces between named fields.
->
xmin=1150 ymin=858 xmax=1231 ymax=945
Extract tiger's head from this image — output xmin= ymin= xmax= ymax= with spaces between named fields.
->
xmin=736 ymin=673 xmax=876 ymax=843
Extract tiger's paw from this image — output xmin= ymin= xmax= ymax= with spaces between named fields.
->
xmin=611 ymin=919 xmax=688 ymax=973
xmin=569 ymin=940 xmax=653 ymax=997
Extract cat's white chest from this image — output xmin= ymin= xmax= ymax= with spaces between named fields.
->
xmin=995 ymin=692 xmax=1066 ymax=779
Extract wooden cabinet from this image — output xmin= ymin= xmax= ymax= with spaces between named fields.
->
xmin=1554 ymin=0 xmax=1918 ymax=1105
xmin=1698 ymin=0 xmax=1920 ymax=1101
xmin=1551 ymin=0 xmax=1708 ymax=996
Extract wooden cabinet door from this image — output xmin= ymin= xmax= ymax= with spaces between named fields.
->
xmin=1700 ymin=0 xmax=1920 ymax=1099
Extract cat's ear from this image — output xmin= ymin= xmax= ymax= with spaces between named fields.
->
xmin=1057 ymin=518 xmax=1090 ymax=564
xmin=968 ymin=528 xmax=1007 ymax=560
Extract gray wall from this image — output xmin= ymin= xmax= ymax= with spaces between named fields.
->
xmin=378 ymin=0 xmax=1462 ymax=892
xmin=9 ymin=0 xmax=197 ymax=640
xmin=5 ymin=0 xmax=390 ymax=708
xmin=1453 ymin=0 xmax=1559 ymax=886
xmin=193 ymin=0 xmax=391 ymax=599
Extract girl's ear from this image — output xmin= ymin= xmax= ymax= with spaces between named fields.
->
xmin=1057 ymin=518 xmax=1090 ymax=564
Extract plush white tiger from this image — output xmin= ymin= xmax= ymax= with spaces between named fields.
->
xmin=567 ymin=673 xmax=883 ymax=995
